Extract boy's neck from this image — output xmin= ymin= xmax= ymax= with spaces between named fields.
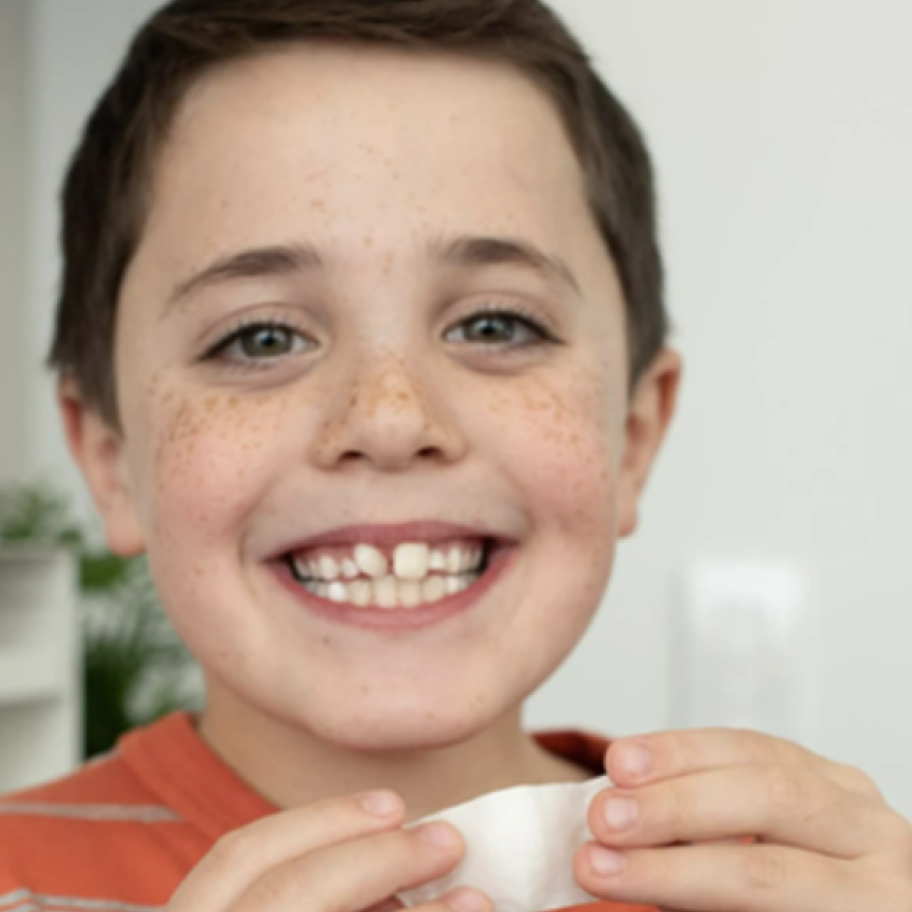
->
xmin=194 ymin=686 xmax=592 ymax=823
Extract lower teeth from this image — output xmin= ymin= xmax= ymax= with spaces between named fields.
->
xmin=297 ymin=572 xmax=480 ymax=609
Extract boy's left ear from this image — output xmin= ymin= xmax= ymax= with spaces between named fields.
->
xmin=57 ymin=378 xmax=146 ymax=557
xmin=617 ymin=347 xmax=683 ymax=538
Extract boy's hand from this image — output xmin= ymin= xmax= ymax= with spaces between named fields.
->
xmin=165 ymin=791 xmax=490 ymax=912
xmin=573 ymin=729 xmax=912 ymax=911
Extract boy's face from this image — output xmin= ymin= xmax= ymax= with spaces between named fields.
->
xmin=68 ymin=44 xmax=680 ymax=749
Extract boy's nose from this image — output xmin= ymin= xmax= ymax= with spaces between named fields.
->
xmin=308 ymin=358 xmax=467 ymax=473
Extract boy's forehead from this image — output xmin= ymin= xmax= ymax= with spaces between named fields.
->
xmin=165 ymin=42 xmax=584 ymax=212
xmin=178 ymin=40 xmax=559 ymax=132
xmin=137 ymin=41 xmax=608 ymax=301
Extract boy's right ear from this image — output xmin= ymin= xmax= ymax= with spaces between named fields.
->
xmin=57 ymin=378 xmax=146 ymax=558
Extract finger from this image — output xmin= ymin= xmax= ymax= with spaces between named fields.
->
xmin=605 ymin=729 xmax=882 ymax=798
xmin=361 ymin=900 xmax=404 ymax=912
xmin=168 ymin=791 xmax=405 ymax=912
xmin=692 ymin=837 xmax=748 ymax=846
xmin=574 ymin=841 xmax=879 ymax=912
xmin=367 ymin=888 xmax=492 ymax=912
xmin=590 ymin=765 xmax=888 ymax=858
xmin=231 ymin=822 xmax=469 ymax=912
xmin=434 ymin=888 xmax=494 ymax=912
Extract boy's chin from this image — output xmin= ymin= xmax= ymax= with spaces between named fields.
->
xmin=302 ymin=699 xmax=509 ymax=753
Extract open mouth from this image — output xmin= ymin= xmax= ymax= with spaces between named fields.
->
xmin=284 ymin=537 xmax=498 ymax=611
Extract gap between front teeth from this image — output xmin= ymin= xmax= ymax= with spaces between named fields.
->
xmin=298 ymin=541 xmax=484 ymax=584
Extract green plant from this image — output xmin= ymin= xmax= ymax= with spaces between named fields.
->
xmin=0 ymin=479 xmax=202 ymax=758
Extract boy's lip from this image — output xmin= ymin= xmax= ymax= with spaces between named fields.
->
xmin=273 ymin=543 xmax=516 ymax=632
xmin=270 ymin=520 xmax=515 ymax=559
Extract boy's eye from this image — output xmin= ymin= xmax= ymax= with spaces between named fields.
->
xmin=207 ymin=322 xmax=310 ymax=362
xmin=238 ymin=325 xmax=299 ymax=358
xmin=446 ymin=310 xmax=553 ymax=346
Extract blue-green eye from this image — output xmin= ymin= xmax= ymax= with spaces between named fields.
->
xmin=446 ymin=310 xmax=555 ymax=346
xmin=238 ymin=325 xmax=298 ymax=358
xmin=207 ymin=322 xmax=310 ymax=362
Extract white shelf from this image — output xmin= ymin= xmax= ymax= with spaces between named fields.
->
xmin=0 ymin=547 xmax=82 ymax=793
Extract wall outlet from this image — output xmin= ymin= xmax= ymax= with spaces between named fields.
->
xmin=670 ymin=560 xmax=815 ymax=740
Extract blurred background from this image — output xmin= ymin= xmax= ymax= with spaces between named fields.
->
xmin=1 ymin=0 xmax=910 ymax=816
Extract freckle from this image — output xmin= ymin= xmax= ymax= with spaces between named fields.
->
xmin=361 ymin=685 xmax=371 ymax=695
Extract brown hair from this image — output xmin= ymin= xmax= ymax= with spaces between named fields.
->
xmin=49 ymin=0 xmax=670 ymax=426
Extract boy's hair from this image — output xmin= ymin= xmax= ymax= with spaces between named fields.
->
xmin=49 ymin=0 xmax=669 ymax=427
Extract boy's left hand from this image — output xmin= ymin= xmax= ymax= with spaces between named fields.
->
xmin=572 ymin=729 xmax=912 ymax=911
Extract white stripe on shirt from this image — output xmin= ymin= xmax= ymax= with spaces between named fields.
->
xmin=1 ymin=894 xmax=163 ymax=912
xmin=0 ymin=804 xmax=181 ymax=822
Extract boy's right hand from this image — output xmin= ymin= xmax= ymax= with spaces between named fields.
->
xmin=165 ymin=791 xmax=490 ymax=912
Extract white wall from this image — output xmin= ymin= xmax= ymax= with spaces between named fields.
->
xmin=7 ymin=0 xmax=912 ymax=816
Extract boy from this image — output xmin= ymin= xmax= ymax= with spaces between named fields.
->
xmin=2 ymin=1 xmax=910 ymax=911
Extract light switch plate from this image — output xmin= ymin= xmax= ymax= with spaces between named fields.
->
xmin=670 ymin=560 xmax=816 ymax=740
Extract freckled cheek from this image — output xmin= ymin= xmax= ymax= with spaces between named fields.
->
xmin=484 ymin=378 xmax=617 ymax=544
xmin=142 ymin=395 xmax=289 ymax=540
xmin=527 ymin=421 xmax=615 ymax=541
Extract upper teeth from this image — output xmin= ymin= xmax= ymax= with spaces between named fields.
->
xmin=354 ymin=544 xmax=389 ymax=579
xmin=294 ymin=541 xmax=484 ymax=583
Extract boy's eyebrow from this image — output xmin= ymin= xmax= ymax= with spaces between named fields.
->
xmin=166 ymin=235 xmax=581 ymax=310
xmin=431 ymin=235 xmax=582 ymax=299
xmin=167 ymin=244 xmax=324 ymax=309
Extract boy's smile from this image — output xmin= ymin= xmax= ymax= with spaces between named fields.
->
xmin=70 ymin=42 xmax=680 ymax=809
xmin=274 ymin=521 xmax=516 ymax=629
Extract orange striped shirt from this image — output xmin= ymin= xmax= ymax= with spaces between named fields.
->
xmin=0 ymin=712 xmax=652 ymax=912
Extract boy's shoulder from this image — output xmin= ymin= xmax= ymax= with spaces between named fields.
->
xmin=0 ymin=751 xmax=176 ymax=904
xmin=0 ymin=715 xmax=209 ymax=907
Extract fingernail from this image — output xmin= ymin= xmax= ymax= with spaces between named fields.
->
xmin=444 ymin=888 xmax=489 ymax=912
xmin=604 ymin=796 xmax=639 ymax=830
xmin=359 ymin=791 xmax=400 ymax=817
xmin=588 ymin=846 xmax=627 ymax=877
xmin=415 ymin=822 xmax=459 ymax=849
xmin=620 ymin=744 xmax=652 ymax=779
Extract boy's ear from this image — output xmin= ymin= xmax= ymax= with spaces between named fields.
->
xmin=57 ymin=378 xmax=145 ymax=557
xmin=617 ymin=347 xmax=683 ymax=538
